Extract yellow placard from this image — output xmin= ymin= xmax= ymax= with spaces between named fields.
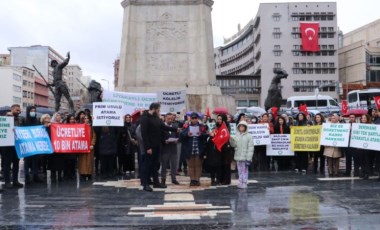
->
xmin=290 ymin=125 xmax=322 ymax=151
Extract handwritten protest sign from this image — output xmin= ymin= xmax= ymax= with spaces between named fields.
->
xmin=102 ymin=90 xmax=157 ymax=115
xmin=157 ymin=90 xmax=186 ymax=113
xmin=0 ymin=116 xmax=14 ymax=146
xmin=350 ymin=123 xmax=380 ymax=151
xmin=92 ymin=102 xmax=124 ymax=127
xmin=14 ymin=126 xmax=53 ymax=158
xmin=248 ymin=124 xmax=271 ymax=146
xmin=320 ymin=123 xmax=350 ymax=147
xmin=267 ymin=134 xmax=294 ymax=156
xmin=50 ymin=124 xmax=91 ymax=153
xmin=291 ymin=126 xmax=322 ymax=151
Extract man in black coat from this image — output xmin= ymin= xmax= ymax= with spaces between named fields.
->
xmin=140 ymin=103 xmax=178 ymax=192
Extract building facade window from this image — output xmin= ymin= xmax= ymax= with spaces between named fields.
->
xmin=272 ymin=14 xmax=281 ymax=21
xmin=13 ymin=85 xmax=21 ymax=92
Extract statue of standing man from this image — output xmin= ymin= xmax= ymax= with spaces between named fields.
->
xmin=49 ymin=52 xmax=74 ymax=114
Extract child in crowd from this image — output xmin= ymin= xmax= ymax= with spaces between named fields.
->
xmin=230 ymin=120 xmax=254 ymax=189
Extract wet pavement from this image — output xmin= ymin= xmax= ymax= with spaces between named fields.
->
xmin=1 ymin=171 xmax=380 ymax=229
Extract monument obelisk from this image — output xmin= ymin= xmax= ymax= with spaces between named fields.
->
xmin=117 ymin=0 xmax=235 ymax=113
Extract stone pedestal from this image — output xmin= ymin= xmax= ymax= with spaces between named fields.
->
xmin=117 ymin=0 xmax=235 ymax=114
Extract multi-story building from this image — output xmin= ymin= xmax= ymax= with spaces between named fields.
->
xmin=8 ymin=45 xmax=69 ymax=111
xmin=67 ymin=65 xmax=91 ymax=110
xmin=215 ymin=2 xmax=339 ymax=107
xmin=339 ymin=19 xmax=380 ymax=96
xmin=19 ymin=66 xmax=35 ymax=109
xmin=0 ymin=66 xmax=23 ymax=108
xmin=214 ymin=20 xmax=260 ymax=107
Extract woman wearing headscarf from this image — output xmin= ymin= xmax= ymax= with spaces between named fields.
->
xmin=24 ymin=106 xmax=43 ymax=184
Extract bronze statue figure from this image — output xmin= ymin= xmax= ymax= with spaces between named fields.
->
xmin=49 ymin=52 xmax=74 ymax=113
xmin=264 ymin=69 xmax=288 ymax=111
xmin=88 ymin=80 xmax=103 ymax=103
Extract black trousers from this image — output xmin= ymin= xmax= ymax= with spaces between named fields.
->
xmin=345 ymin=147 xmax=360 ymax=175
xmin=313 ymin=146 xmax=325 ymax=174
xmin=142 ymin=147 xmax=160 ymax=186
xmin=2 ymin=147 xmax=19 ymax=184
xmin=100 ymin=155 xmax=116 ymax=176
xmin=295 ymin=151 xmax=309 ymax=171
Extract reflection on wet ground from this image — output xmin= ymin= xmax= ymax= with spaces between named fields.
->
xmin=0 ymin=171 xmax=380 ymax=229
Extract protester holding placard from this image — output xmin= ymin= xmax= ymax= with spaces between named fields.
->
xmin=294 ymin=112 xmax=313 ymax=174
xmin=49 ymin=112 xmax=64 ymax=182
xmin=64 ymin=114 xmax=77 ymax=180
xmin=312 ymin=113 xmax=325 ymax=175
xmin=272 ymin=116 xmax=292 ymax=171
xmin=40 ymin=114 xmax=51 ymax=181
xmin=2 ymin=105 xmax=24 ymax=189
xmin=323 ymin=114 xmax=343 ymax=177
xmin=359 ymin=114 xmax=372 ymax=180
xmin=181 ymin=112 xmax=208 ymax=187
xmin=345 ymin=114 xmax=360 ymax=177
xmin=24 ymin=106 xmax=43 ymax=184
xmin=160 ymin=113 xmax=180 ymax=185
xmin=229 ymin=120 xmax=254 ymax=189
xmin=78 ymin=114 xmax=96 ymax=181
xmin=119 ymin=114 xmax=137 ymax=175
xmin=256 ymin=113 xmax=274 ymax=171
xmin=96 ymin=126 xmax=119 ymax=179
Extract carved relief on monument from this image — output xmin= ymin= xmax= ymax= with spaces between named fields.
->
xmin=146 ymin=12 xmax=188 ymax=53
xmin=146 ymin=54 xmax=188 ymax=76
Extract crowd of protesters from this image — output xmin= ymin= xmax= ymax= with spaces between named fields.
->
xmin=1 ymin=102 xmax=380 ymax=192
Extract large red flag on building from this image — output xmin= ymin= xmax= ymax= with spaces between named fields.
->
xmin=300 ymin=22 xmax=320 ymax=52
xmin=212 ymin=122 xmax=230 ymax=152
xmin=341 ymin=100 xmax=348 ymax=114
xmin=374 ymin=96 xmax=380 ymax=109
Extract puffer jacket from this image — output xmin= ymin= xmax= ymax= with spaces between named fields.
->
xmin=230 ymin=121 xmax=254 ymax=161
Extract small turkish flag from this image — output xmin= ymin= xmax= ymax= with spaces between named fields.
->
xmin=271 ymin=107 xmax=278 ymax=119
xmin=299 ymin=104 xmax=309 ymax=116
xmin=374 ymin=96 xmax=380 ymax=109
xmin=300 ymin=22 xmax=320 ymax=52
xmin=212 ymin=122 xmax=230 ymax=152
xmin=341 ymin=100 xmax=348 ymax=114
xmin=205 ymin=107 xmax=211 ymax=118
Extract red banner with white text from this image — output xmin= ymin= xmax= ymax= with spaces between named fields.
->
xmin=50 ymin=124 xmax=91 ymax=153
xmin=300 ymin=22 xmax=320 ymax=52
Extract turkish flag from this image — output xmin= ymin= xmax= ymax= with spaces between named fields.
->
xmin=205 ymin=107 xmax=211 ymax=118
xmin=374 ymin=96 xmax=380 ymax=109
xmin=271 ymin=107 xmax=278 ymax=119
xmin=299 ymin=104 xmax=309 ymax=116
xmin=341 ymin=100 xmax=348 ymax=114
xmin=212 ymin=122 xmax=230 ymax=152
xmin=300 ymin=22 xmax=320 ymax=52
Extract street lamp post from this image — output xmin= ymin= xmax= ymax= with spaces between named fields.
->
xmin=101 ymin=79 xmax=110 ymax=90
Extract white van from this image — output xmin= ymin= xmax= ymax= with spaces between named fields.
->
xmin=286 ymin=95 xmax=339 ymax=115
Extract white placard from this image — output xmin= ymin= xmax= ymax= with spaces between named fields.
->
xmin=0 ymin=116 xmax=14 ymax=146
xmin=248 ymin=124 xmax=271 ymax=146
xmin=189 ymin=126 xmax=200 ymax=137
xmin=92 ymin=102 xmax=124 ymax=127
xmin=266 ymin=134 xmax=294 ymax=156
xmin=102 ymin=90 xmax=157 ymax=115
xmin=157 ymin=90 xmax=186 ymax=113
xmin=230 ymin=123 xmax=237 ymax=137
xmin=320 ymin=123 xmax=350 ymax=147
xmin=350 ymin=123 xmax=380 ymax=151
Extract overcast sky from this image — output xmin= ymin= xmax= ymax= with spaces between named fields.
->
xmin=0 ymin=0 xmax=379 ymax=90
